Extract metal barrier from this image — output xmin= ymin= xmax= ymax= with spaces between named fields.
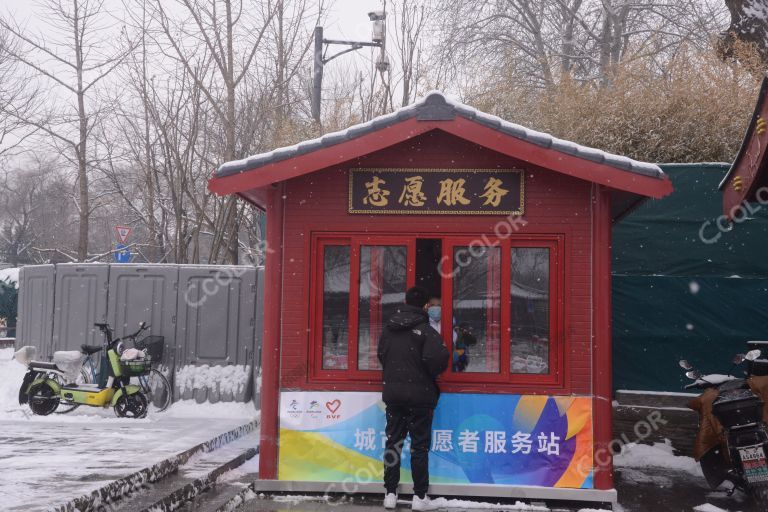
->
xmin=16 ymin=264 xmax=264 ymax=403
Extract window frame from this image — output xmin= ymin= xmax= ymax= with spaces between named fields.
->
xmin=309 ymin=234 xmax=416 ymax=382
xmin=309 ymin=233 xmax=565 ymax=390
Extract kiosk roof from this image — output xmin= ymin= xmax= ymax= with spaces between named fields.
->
xmin=209 ymin=91 xmax=672 ymax=207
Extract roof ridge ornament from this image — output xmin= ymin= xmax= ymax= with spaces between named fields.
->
xmin=415 ymin=92 xmax=456 ymax=121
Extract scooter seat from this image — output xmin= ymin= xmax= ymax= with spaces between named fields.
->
xmin=80 ymin=344 xmax=103 ymax=355
xmin=29 ymin=361 xmax=60 ymax=371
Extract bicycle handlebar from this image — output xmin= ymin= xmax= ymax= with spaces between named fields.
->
xmin=123 ymin=323 xmax=149 ymax=340
xmin=93 ymin=322 xmax=150 ymax=344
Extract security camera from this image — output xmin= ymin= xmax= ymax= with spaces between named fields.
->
xmin=368 ymin=11 xmax=386 ymax=21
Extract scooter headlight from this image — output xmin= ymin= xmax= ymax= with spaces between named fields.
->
xmin=116 ymin=341 xmax=125 ymax=356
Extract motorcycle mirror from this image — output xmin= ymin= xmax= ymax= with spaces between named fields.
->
xmin=139 ymin=321 xmax=147 ymax=329
xmin=733 ymin=354 xmax=746 ymax=365
xmin=685 ymin=370 xmax=701 ymax=380
xmin=746 ymin=349 xmax=762 ymax=362
xmin=679 ymin=360 xmax=693 ymax=371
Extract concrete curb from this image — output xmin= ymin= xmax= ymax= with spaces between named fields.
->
xmin=50 ymin=418 xmax=259 ymax=512
xmin=141 ymin=448 xmax=258 ymax=512
xmin=215 ymin=483 xmax=260 ymax=512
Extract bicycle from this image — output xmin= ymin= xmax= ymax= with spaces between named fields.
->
xmin=55 ymin=323 xmax=172 ymax=413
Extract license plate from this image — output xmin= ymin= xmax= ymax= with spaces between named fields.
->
xmin=739 ymin=445 xmax=768 ymax=484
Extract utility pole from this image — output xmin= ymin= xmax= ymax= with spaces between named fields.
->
xmin=311 ymin=10 xmax=388 ymax=125
xmin=311 ymin=26 xmax=324 ymax=124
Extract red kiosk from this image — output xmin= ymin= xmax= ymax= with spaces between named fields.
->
xmin=208 ymin=92 xmax=672 ymax=506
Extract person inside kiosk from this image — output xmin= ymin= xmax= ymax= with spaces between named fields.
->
xmin=425 ymin=295 xmax=477 ymax=373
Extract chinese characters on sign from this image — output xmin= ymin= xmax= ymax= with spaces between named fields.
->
xmin=351 ymin=428 xmax=560 ymax=456
xmin=349 ymin=169 xmax=524 ymax=214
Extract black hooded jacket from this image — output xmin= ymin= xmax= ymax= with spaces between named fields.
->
xmin=377 ymin=304 xmax=450 ymax=408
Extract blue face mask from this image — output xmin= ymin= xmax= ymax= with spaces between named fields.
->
xmin=427 ymin=306 xmax=441 ymax=322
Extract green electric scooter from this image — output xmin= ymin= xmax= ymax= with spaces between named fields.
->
xmin=18 ymin=323 xmax=151 ymax=418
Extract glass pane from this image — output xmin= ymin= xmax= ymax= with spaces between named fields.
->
xmin=358 ymin=246 xmax=408 ymax=370
xmin=452 ymin=246 xmax=501 ymax=373
xmin=322 ymin=245 xmax=350 ymax=370
xmin=511 ymin=248 xmax=550 ymax=374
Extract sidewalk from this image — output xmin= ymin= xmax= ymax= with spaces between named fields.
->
xmin=0 ymin=346 xmax=259 ymax=511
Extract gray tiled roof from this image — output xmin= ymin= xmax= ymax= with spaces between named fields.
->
xmin=216 ymin=91 xmax=665 ymax=180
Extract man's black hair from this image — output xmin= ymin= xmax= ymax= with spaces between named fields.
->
xmin=405 ymin=285 xmax=430 ymax=308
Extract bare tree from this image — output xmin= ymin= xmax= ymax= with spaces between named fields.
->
xmin=0 ymin=160 xmax=77 ymax=265
xmin=721 ymin=0 xmax=768 ymax=65
xmin=391 ymin=0 xmax=431 ymax=107
xmin=435 ymin=0 xmax=729 ymax=89
xmin=0 ymin=25 xmax=38 ymax=156
xmin=146 ymin=0 xmax=277 ymax=264
xmin=0 ymin=0 xmax=133 ymax=260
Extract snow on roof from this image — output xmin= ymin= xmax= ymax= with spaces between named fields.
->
xmin=216 ymin=90 xmax=665 ymax=180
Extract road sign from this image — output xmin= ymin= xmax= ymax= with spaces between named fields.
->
xmin=115 ymin=225 xmax=132 ymax=244
xmin=114 ymin=243 xmax=131 ymax=263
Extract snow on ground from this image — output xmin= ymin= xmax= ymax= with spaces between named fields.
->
xmin=251 ymin=494 xmax=614 ymax=512
xmin=693 ymin=505 xmax=731 ymax=512
xmin=0 ymin=267 xmax=19 ymax=286
xmin=614 ymin=440 xmax=703 ymax=476
xmin=0 ymin=346 xmax=259 ymax=511
xmin=427 ymin=498 xmax=549 ymax=510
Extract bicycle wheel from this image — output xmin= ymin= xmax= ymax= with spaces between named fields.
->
xmin=54 ymin=368 xmax=90 ymax=414
xmin=137 ymin=368 xmax=172 ymax=412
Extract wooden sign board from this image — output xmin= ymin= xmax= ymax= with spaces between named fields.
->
xmin=349 ymin=168 xmax=524 ymax=215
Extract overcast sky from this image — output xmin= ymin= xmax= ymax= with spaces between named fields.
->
xmin=4 ymin=0 xmax=390 ymax=69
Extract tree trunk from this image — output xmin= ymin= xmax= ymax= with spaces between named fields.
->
xmin=142 ymin=0 xmax=158 ymax=262
xmin=220 ymin=0 xmax=239 ymax=265
xmin=560 ymin=1 xmax=582 ymax=76
xmin=74 ymin=0 xmax=89 ymax=261
xmin=721 ymin=0 xmax=768 ymax=64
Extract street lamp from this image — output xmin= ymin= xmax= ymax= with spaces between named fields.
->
xmin=311 ymin=11 xmax=387 ymax=125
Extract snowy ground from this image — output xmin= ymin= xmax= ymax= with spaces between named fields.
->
xmin=0 ymin=347 xmax=259 ymax=511
xmin=237 ymin=441 xmax=757 ymax=512
xmin=1 ymin=345 xmax=761 ymax=512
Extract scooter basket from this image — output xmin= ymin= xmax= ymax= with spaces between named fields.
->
xmin=135 ymin=336 xmax=164 ymax=362
xmin=712 ymin=393 xmax=765 ymax=429
xmin=121 ymin=359 xmax=152 ymax=376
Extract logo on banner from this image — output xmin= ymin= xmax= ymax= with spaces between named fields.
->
xmin=308 ymin=400 xmax=322 ymax=418
xmin=286 ymin=398 xmax=335 ymax=419
xmin=326 ymin=399 xmax=342 ymax=418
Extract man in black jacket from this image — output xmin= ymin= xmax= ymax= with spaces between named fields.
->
xmin=377 ymin=286 xmax=449 ymax=511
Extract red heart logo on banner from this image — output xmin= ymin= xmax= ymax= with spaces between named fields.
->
xmin=325 ymin=399 xmax=341 ymax=414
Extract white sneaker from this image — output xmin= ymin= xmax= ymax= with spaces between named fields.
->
xmin=384 ymin=492 xmax=398 ymax=509
xmin=411 ymin=495 xmax=437 ymax=511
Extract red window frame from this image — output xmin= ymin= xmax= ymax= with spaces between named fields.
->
xmin=310 ymin=234 xmax=416 ymax=382
xmin=309 ymin=233 xmax=565 ymax=390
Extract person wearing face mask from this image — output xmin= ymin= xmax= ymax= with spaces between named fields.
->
xmin=424 ymin=297 xmax=475 ymax=372
xmin=425 ymin=297 xmax=443 ymax=334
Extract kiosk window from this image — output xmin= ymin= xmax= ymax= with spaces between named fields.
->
xmin=510 ymin=248 xmax=551 ymax=374
xmin=358 ymin=245 xmax=408 ymax=371
xmin=322 ymin=245 xmax=350 ymax=370
xmin=452 ymin=246 xmax=502 ymax=373
xmin=313 ymin=235 xmax=562 ymax=388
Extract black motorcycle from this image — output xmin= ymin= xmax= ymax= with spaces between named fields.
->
xmin=681 ymin=343 xmax=768 ymax=502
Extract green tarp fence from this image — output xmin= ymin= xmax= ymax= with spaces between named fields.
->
xmin=612 ymin=163 xmax=768 ymax=392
